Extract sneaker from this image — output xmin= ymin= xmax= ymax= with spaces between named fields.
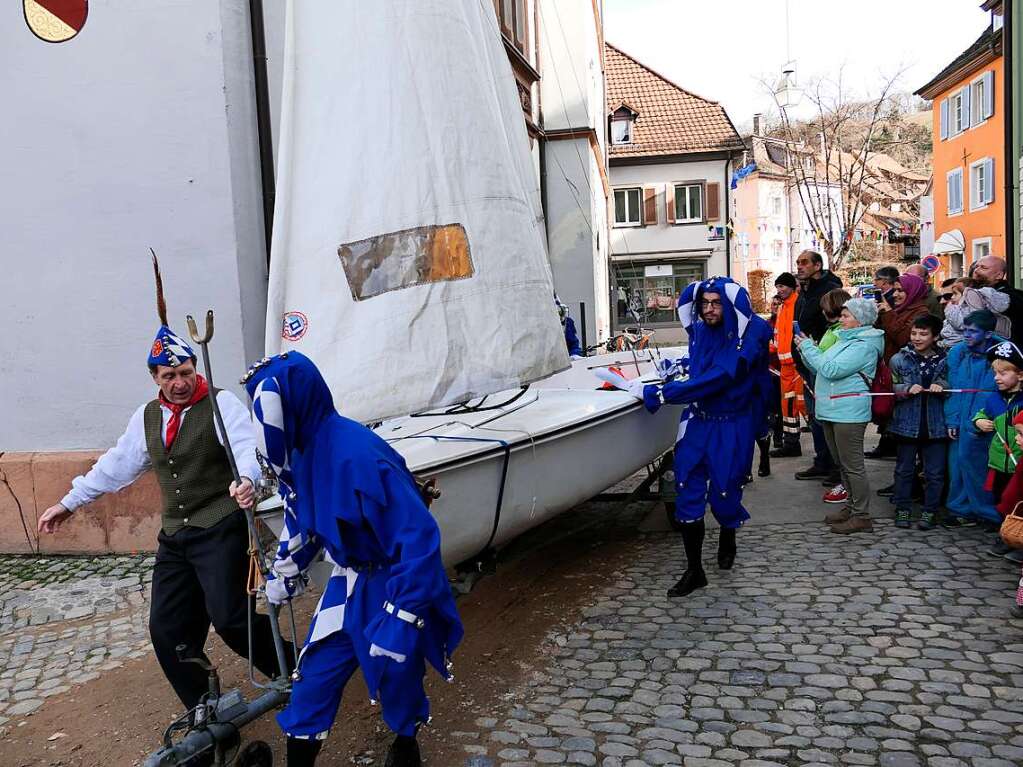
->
xmin=895 ymin=508 xmax=911 ymax=528
xmin=1005 ymin=549 xmax=1023 ymax=564
xmin=795 ymin=465 xmax=831 ymax=481
xmin=824 ymin=507 xmax=851 ymax=524
xmin=830 ymin=516 xmax=874 ymax=535
xmin=989 ymin=538 xmax=1013 ymax=557
xmin=917 ymin=512 xmax=936 ymax=530
xmin=943 ymin=515 xmax=975 ymax=529
xmin=1010 ymin=605 xmax=1023 ymax=620
xmin=823 ymin=484 xmax=848 ymax=504
xmin=876 ymin=483 xmax=895 ymax=497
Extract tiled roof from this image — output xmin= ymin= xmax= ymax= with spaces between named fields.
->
xmin=915 ymin=25 xmax=1001 ymax=98
xmin=605 ymin=43 xmax=742 ymax=158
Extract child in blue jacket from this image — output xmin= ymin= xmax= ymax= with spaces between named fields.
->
xmin=889 ymin=315 xmax=948 ymax=529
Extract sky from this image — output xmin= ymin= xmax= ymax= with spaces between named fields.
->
xmin=603 ymin=0 xmax=993 ymax=129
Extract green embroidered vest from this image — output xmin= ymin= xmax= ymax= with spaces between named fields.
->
xmin=143 ymin=393 xmax=238 ymax=534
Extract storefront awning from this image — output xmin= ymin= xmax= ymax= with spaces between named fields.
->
xmin=932 ymin=229 xmax=965 ymax=255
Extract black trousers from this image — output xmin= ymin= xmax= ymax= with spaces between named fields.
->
xmin=149 ymin=512 xmax=294 ymax=710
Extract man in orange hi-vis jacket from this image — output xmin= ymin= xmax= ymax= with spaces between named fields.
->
xmin=770 ymin=272 xmax=805 ymax=457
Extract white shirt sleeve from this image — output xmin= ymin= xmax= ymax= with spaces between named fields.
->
xmin=214 ymin=390 xmax=261 ymax=484
xmin=60 ymin=405 xmax=152 ymax=512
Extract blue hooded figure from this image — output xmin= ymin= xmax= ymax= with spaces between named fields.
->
xmin=241 ymin=352 xmax=463 ymax=767
xmin=642 ymin=277 xmax=771 ymax=598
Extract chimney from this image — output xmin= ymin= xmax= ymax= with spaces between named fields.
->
xmin=753 ymin=113 xmax=762 ymax=136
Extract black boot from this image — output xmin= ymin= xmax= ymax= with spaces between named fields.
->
xmin=667 ymin=519 xmax=708 ymax=597
xmin=286 ymin=736 xmax=322 ymax=767
xmin=384 ymin=735 xmax=422 ymax=767
xmin=717 ymin=527 xmax=736 ymax=570
xmin=757 ymin=438 xmax=771 ymax=477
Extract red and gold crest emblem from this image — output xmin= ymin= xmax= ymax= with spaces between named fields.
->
xmin=151 ymin=339 xmax=164 ymax=358
xmin=23 ymin=0 xmax=88 ymax=43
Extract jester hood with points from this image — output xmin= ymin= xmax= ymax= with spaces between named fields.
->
xmin=676 ymin=276 xmax=762 ymax=381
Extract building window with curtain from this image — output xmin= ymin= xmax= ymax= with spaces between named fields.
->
xmin=969 ymin=157 xmax=995 ymax=210
xmin=673 ymin=183 xmax=703 ymax=223
xmin=613 ymin=188 xmax=642 ymax=227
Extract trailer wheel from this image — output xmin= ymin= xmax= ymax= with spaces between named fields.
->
xmin=236 ymin=740 xmax=274 ymax=767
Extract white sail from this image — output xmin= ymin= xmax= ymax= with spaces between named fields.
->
xmin=266 ymin=0 xmax=569 ymax=423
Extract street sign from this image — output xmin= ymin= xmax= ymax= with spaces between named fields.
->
xmin=921 ymin=254 xmax=941 ymax=273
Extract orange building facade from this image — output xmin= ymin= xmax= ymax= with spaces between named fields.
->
xmin=918 ymin=22 xmax=1005 ymax=280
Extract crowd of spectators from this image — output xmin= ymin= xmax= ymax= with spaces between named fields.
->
xmin=764 ymin=252 xmax=1023 ymax=618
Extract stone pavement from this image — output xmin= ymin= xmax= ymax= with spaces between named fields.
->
xmin=452 ymin=517 xmax=1023 ymax=767
xmin=0 ymin=554 xmax=151 ymax=724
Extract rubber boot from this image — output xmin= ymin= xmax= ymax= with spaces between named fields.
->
xmin=717 ymin=527 xmax=736 ymax=570
xmin=757 ymin=437 xmax=771 ymax=477
xmin=667 ymin=519 xmax=708 ymax=597
xmin=286 ymin=736 xmax=323 ymax=767
xmin=384 ymin=735 xmax=422 ymax=767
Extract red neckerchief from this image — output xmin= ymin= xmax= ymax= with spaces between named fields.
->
xmin=159 ymin=374 xmax=210 ymax=449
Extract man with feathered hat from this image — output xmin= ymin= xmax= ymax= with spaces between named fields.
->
xmin=37 ymin=255 xmax=292 ymax=718
xmin=599 ymin=277 xmax=772 ymax=597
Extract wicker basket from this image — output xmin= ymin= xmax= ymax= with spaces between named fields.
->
xmin=1001 ymin=502 xmax=1023 ymax=549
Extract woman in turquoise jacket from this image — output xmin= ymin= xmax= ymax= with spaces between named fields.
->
xmin=796 ymin=298 xmax=885 ymax=534
xmin=945 ymin=310 xmax=1001 ymax=524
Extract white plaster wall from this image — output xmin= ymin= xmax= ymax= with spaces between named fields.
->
xmin=608 ymin=159 xmax=730 ymax=277
xmin=0 ymin=0 xmax=267 ymax=451
xmin=538 ymin=0 xmax=608 ymax=343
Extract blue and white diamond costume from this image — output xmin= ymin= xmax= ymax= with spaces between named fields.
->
xmin=643 ymin=278 xmax=772 ymax=528
xmin=243 ymin=352 xmax=463 ymax=741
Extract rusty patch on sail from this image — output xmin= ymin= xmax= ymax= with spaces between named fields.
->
xmin=338 ymin=224 xmax=474 ymax=301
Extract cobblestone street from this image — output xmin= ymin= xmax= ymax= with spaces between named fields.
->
xmin=3 ymin=462 xmax=1023 ymax=766
xmin=0 ymin=555 xmax=151 ymax=724
xmin=452 ymin=518 xmax=1023 ymax=767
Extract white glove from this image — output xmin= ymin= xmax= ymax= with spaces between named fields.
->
xmin=594 ymin=369 xmax=647 ymax=401
xmin=264 ymin=572 xmax=305 ymax=605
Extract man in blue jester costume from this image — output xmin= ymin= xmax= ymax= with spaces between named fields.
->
xmin=242 ymin=352 xmax=463 ymax=767
xmin=598 ymin=277 xmax=771 ymax=597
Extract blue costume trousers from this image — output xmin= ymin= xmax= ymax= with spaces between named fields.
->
xmin=673 ymin=412 xmax=752 ymax=529
xmin=277 ymin=628 xmax=429 ymax=739
xmin=946 ymin=430 xmax=1000 ymax=523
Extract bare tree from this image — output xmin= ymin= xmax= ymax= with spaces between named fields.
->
xmin=761 ymin=69 xmax=905 ymax=272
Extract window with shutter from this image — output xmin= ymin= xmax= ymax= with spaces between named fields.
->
xmin=971 ymin=77 xmax=984 ymax=125
xmin=940 ymin=99 xmax=949 ymax=140
xmin=984 ymin=158 xmax=995 ymax=204
xmin=961 ymin=85 xmax=972 ymax=130
xmin=665 ymin=185 xmax=676 ymax=224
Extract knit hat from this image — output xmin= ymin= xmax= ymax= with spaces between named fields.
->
xmin=987 ymin=340 xmax=1023 ymax=369
xmin=775 ymin=272 xmax=798 ymax=289
xmin=843 ymin=297 xmax=878 ymax=327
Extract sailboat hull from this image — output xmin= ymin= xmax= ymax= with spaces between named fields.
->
xmin=258 ymin=348 xmax=686 ymax=568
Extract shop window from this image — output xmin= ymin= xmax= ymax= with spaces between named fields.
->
xmin=612 ymin=261 xmax=705 ymax=327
